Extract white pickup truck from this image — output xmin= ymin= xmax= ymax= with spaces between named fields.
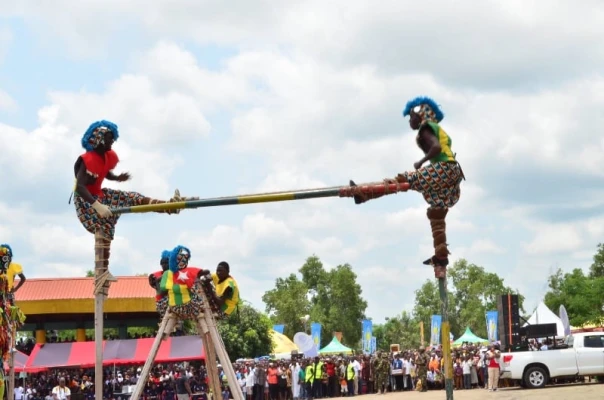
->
xmin=500 ymin=332 xmax=604 ymax=389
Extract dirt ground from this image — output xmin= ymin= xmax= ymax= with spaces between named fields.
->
xmin=358 ymin=383 xmax=602 ymax=400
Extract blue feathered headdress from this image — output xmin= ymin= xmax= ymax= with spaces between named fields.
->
xmin=169 ymin=245 xmax=191 ymax=272
xmin=0 ymin=244 xmax=13 ymax=257
xmin=81 ymin=120 xmax=120 ymax=151
xmin=402 ymin=96 xmax=444 ymax=122
xmin=161 ymin=250 xmax=171 ymax=260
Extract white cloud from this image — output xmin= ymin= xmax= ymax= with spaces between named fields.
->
xmin=0 ymin=26 xmax=11 ymax=64
xmin=523 ymin=224 xmax=583 ymax=255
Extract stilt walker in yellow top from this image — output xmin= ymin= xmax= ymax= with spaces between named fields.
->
xmin=351 ymin=97 xmax=465 ymax=279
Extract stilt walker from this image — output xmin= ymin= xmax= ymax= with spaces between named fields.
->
xmin=0 ymin=245 xmax=26 ymax=400
xmin=351 ymin=97 xmax=464 ymax=400
xmin=71 ymin=121 xmax=198 ymax=400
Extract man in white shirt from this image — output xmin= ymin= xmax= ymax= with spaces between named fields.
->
xmin=14 ymin=383 xmax=24 ymax=400
xmin=351 ymin=357 xmax=361 ymax=395
xmin=52 ymin=378 xmax=71 ymax=400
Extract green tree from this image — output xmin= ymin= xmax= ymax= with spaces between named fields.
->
xmin=262 ymin=274 xmax=311 ymax=338
xmin=262 ymin=255 xmax=368 ymax=348
xmin=412 ymin=259 xmax=523 ymax=341
xmin=448 ymin=259 xmax=524 ymax=338
xmin=218 ymin=301 xmax=273 ymax=359
xmin=544 ymin=268 xmax=604 ymax=327
xmin=589 ymin=243 xmax=604 ymax=278
xmin=86 ymin=270 xmax=94 ymax=277
xmin=379 ymin=311 xmax=421 ymax=350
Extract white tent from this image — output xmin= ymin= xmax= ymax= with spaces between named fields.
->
xmin=524 ymin=301 xmax=565 ymax=337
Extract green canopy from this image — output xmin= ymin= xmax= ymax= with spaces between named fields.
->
xmin=319 ymin=336 xmax=353 ymax=355
xmin=452 ymin=327 xmax=488 ymax=347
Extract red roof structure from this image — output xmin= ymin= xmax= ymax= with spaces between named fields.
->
xmin=15 ymin=276 xmax=156 ymax=315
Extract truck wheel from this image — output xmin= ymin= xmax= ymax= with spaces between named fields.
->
xmin=523 ymin=367 xmax=548 ymax=389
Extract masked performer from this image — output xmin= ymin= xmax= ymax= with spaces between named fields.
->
xmin=0 ymin=244 xmax=26 ymax=305
xmin=0 ymin=244 xmax=26 ymax=400
xmin=159 ymin=245 xmax=205 ymax=328
xmin=72 ymin=120 xmax=198 ymax=289
xmin=149 ymin=250 xmax=170 ymax=316
xmin=351 ymin=97 xmax=464 ymax=278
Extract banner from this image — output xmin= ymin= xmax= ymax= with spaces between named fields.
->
xmin=486 ymin=311 xmax=498 ymax=342
xmin=362 ymin=319 xmax=373 ymax=354
xmin=310 ymin=323 xmax=322 ymax=347
xmin=430 ymin=315 xmax=442 ymax=345
xmin=370 ymin=336 xmax=377 ymax=354
xmin=273 ymin=324 xmax=285 ymax=334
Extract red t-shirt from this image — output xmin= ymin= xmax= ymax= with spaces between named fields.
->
xmin=80 ymin=150 xmax=119 ymax=198
xmin=326 ymin=362 xmax=336 ymax=377
xmin=488 ymin=352 xmax=500 ymax=368
xmin=151 ymin=270 xmax=164 ymax=301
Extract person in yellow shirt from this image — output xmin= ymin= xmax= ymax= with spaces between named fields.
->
xmin=201 ymin=261 xmax=240 ymax=316
xmin=0 ymin=244 xmax=26 ymax=304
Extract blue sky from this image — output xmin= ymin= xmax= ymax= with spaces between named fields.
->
xmin=1 ymin=0 xmax=604 ymax=333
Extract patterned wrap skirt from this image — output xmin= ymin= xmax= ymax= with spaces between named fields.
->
xmin=74 ymin=188 xmax=145 ymax=240
xmin=156 ymin=297 xmax=169 ymax=317
xmin=401 ymin=161 xmax=463 ymax=209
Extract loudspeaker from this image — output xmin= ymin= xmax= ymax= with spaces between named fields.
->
xmin=522 ymin=323 xmax=558 ymax=339
xmin=497 ymin=294 xmax=521 ymax=350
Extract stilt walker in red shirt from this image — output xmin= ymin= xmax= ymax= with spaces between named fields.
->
xmin=71 ymin=120 xmax=198 ymax=400
xmin=148 ymin=250 xmax=171 ymax=317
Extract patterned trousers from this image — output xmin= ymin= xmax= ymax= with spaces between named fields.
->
xmin=401 ymin=161 xmax=463 ymax=209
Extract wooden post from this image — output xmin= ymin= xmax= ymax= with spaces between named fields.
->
xmin=8 ymin=325 xmax=16 ymax=400
xmin=438 ymin=278 xmax=454 ymax=400
xmin=420 ymin=321 xmax=425 ymax=347
xmin=196 ymin=320 xmax=222 ymax=399
xmin=129 ymin=311 xmax=173 ymax=400
xmin=93 ymin=231 xmax=115 ymax=400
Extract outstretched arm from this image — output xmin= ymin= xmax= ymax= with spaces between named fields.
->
xmin=106 ymin=171 xmax=131 ymax=182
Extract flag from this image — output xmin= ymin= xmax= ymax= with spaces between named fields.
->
xmin=160 ymin=267 xmax=201 ymax=306
xmin=273 ymin=324 xmax=285 ymax=334
xmin=362 ymin=320 xmax=373 ymax=354
xmin=430 ymin=315 xmax=442 ymax=345
xmin=485 ymin=311 xmax=498 ymax=342
xmin=311 ymin=323 xmax=322 ymax=347
xmin=370 ymin=336 xmax=377 ymax=354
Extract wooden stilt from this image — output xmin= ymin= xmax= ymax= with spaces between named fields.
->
xmin=197 ymin=320 xmax=222 ymax=399
xmin=8 ymin=325 xmax=15 ymax=400
xmin=197 ymin=281 xmax=243 ymax=400
xmin=93 ymin=231 xmax=116 ymax=400
xmin=130 ymin=311 xmax=173 ymax=400
xmin=439 ymin=277 xmax=454 ymax=400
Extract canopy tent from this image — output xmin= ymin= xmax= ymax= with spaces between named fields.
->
xmin=524 ymin=301 xmax=565 ymax=337
xmin=271 ymin=330 xmax=299 ymax=359
xmin=452 ymin=327 xmax=488 ymax=347
xmin=4 ymin=350 xmax=38 ymax=373
xmin=319 ymin=337 xmax=353 ymax=355
xmin=25 ymin=335 xmax=204 ymax=370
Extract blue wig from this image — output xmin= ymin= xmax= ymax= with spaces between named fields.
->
xmin=402 ymin=96 xmax=444 ymax=122
xmin=0 ymin=244 xmax=13 ymax=257
xmin=81 ymin=120 xmax=120 ymax=151
xmin=161 ymin=250 xmax=171 ymax=260
xmin=169 ymin=245 xmax=191 ymax=272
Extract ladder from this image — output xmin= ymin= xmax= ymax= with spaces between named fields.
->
xmin=130 ymin=276 xmax=243 ymax=400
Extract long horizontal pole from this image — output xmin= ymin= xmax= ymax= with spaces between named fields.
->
xmin=110 ymin=181 xmax=410 ymax=214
